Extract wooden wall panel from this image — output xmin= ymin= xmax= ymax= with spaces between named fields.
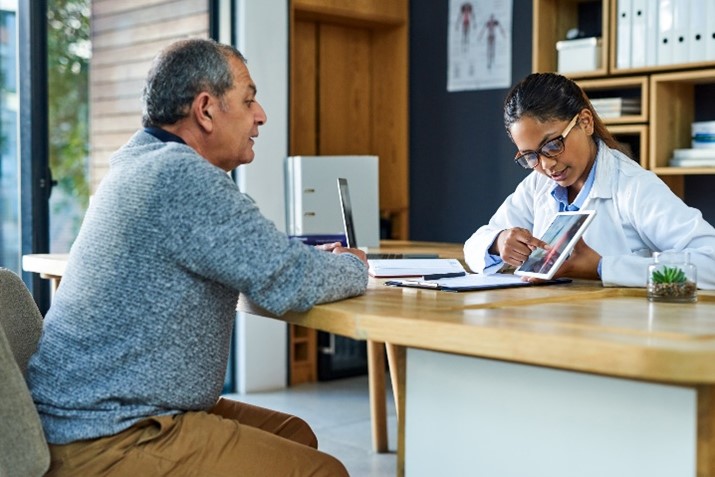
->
xmin=318 ymin=24 xmax=372 ymax=155
xmin=372 ymin=24 xmax=408 ymax=239
xmin=89 ymin=0 xmax=209 ymax=193
xmin=293 ymin=0 xmax=405 ymax=26
xmin=290 ymin=20 xmax=318 ymax=155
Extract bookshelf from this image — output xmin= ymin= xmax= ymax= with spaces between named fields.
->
xmin=533 ymin=0 xmax=715 ymax=198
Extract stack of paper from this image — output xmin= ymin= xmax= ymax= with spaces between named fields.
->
xmin=368 ymin=259 xmax=465 ymax=278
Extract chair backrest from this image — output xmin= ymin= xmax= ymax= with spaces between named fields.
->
xmin=0 ymin=268 xmax=50 ymax=477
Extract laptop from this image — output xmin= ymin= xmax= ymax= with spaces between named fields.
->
xmin=337 ymin=177 xmax=437 ymax=259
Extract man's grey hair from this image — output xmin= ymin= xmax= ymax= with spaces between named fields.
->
xmin=141 ymin=38 xmax=247 ymax=127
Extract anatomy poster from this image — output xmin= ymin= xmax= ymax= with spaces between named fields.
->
xmin=448 ymin=0 xmax=513 ymax=92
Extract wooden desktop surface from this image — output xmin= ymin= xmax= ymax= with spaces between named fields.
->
xmin=23 ymin=244 xmax=715 ymax=384
xmin=238 ymin=241 xmax=715 ymax=386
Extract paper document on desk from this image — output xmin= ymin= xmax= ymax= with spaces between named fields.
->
xmin=385 ymin=273 xmax=571 ymax=292
xmin=368 ymin=258 xmax=466 ymax=278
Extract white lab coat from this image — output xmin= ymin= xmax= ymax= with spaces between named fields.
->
xmin=464 ymin=141 xmax=715 ymax=289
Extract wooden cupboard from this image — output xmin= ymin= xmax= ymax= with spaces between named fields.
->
xmin=288 ymin=0 xmax=409 ymax=384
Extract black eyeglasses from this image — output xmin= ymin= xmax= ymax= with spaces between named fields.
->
xmin=513 ymin=114 xmax=580 ymax=169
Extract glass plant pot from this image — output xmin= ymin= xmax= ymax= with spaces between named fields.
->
xmin=647 ymin=252 xmax=697 ymax=303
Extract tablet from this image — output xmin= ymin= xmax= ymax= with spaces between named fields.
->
xmin=514 ymin=210 xmax=597 ymax=280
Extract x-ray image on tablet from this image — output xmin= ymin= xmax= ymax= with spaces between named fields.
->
xmin=514 ymin=210 xmax=596 ymax=280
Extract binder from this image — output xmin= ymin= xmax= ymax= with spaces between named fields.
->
xmin=657 ymin=0 xmax=674 ymax=65
xmin=284 ymin=155 xmax=380 ymax=247
xmin=707 ymin=0 xmax=715 ymax=61
xmin=672 ymin=0 xmax=691 ymax=65
xmin=385 ymin=273 xmax=571 ymax=292
xmin=645 ymin=0 xmax=659 ymax=66
xmin=631 ymin=0 xmax=648 ymax=67
xmin=689 ymin=0 xmax=707 ymax=62
xmin=616 ymin=0 xmax=633 ymax=68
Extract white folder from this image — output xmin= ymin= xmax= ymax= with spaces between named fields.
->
xmin=616 ymin=0 xmax=633 ymax=68
xmin=689 ymin=0 xmax=707 ymax=62
xmin=671 ymin=0 xmax=691 ymax=65
xmin=657 ymin=0 xmax=675 ymax=65
xmin=706 ymin=0 xmax=715 ymax=60
xmin=646 ymin=0 xmax=660 ymax=66
xmin=631 ymin=0 xmax=647 ymax=67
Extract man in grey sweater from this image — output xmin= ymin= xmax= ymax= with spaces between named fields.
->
xmin=27 ymin=38 xmax=368 ymax=476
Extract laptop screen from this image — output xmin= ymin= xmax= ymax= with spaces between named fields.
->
xmin=337 ymin=177 xmax=358 ymax=248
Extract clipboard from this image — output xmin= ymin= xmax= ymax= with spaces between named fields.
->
xmin=385 ymin=273 xmax=571 ymax=292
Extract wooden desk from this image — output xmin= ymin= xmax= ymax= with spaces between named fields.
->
xmin=241 ymin=273 xmax=715 ymax=476
xmin=27 ymin=246 xmax=715 ymax=476
xmin=22 ymin=253 xmax=68 ymax=298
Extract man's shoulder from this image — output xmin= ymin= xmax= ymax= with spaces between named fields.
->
xmin=113 ymin=130 xmax=218 ymax=175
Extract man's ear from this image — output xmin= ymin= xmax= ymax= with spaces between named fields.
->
xmin=193 ymin=92 xmax=215 ymax=132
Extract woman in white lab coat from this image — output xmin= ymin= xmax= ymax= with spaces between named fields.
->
xmin=464 ymin=72 xmax=715 ymax=289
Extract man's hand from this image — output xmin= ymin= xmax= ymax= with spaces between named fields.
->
xmin=315 ymin=242 xmax=368 ymax=266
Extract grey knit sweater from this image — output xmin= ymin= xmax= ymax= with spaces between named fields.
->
xmin=26 ymin=130 xmax=368 ymax=445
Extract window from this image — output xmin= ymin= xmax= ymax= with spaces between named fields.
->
xmin=48 ymin=0 xmax=90 ymax=253
xmin=0 ymin=2 xmax=19 ymax=272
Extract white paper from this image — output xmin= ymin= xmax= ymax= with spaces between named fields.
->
xmin=368 ymin=258 xmax=466 ymax=278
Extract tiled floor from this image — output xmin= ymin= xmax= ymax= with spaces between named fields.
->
xmin=224 ymin=374 xmax=397 ymax=477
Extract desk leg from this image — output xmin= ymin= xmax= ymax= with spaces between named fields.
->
xmin=386 ymin=343 xmax=406 ymax=477
xmin=367 ymin=340 xmax=388 ymax=453
xmin=698 ymin=385 xmax=715 ymax=475
xmin=40 ymin=274 xmax=61 ymax=301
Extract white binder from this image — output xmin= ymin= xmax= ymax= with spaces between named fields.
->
xmin=631 ymin=0 xmax=648 ymax=67
xmin=645 ymin=0 xmax=659 ymax=66
xmin=284 ymin=155 xmax=380 ymax=247
xmin=617 ymin=0 xmax=633 ymax=68
xmin=672 ymin=0 xmax=691 ymax=65
xmin=706 ymin=0 xmax=715 ymax=61
xmin=657 ymin=0 xmax=675 ymax=65
xmin=689 ymin=0 xmax=707 ymax=63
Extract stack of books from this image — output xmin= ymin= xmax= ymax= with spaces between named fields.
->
xmin=590 ymin=97 xmax=641 ymax=119
xmin=669 ymin=149 xmax=715 ymax=168
xmin=692 ymin=121 xmax=715 ymax=149
xmin=670 ymin=121 xmax=715 ymax=168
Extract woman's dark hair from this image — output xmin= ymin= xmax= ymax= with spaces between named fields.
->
xmin=503 ymin=72 xmax=625 ymax=154
xmin=141 ymin=38 xmax=247 ymax=127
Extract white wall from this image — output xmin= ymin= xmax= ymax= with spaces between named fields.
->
xmin=232 ymin=0 xmax=289 ymax=392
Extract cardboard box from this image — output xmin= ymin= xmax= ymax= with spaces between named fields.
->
xmin=556 ymin=37 xmax=602 ymax=74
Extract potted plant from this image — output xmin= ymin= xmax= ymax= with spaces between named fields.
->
xmin=647 ymin=257 xmax=697 ymax=303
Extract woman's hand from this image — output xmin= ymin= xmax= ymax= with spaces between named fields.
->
xmin=491 ymin=227 xmax=549 ymax=268
xmin=553 ymin=238 xmax=601 ymax=280
xmin=315 ymin=242 xmax=368 ymax=266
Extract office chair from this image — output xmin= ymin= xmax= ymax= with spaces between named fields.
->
xmin=0 ymin=268 xmax=51 ymax=477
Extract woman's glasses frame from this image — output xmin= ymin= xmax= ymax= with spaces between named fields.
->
xmin=514 ymin=114 xmax=580 ymax=169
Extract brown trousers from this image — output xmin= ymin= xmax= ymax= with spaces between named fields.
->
xmin=46 ymin=397 xmax=349 ymax=476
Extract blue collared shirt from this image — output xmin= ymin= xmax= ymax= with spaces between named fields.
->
xmin=550 ymin=159 xmax=597 ymax=211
